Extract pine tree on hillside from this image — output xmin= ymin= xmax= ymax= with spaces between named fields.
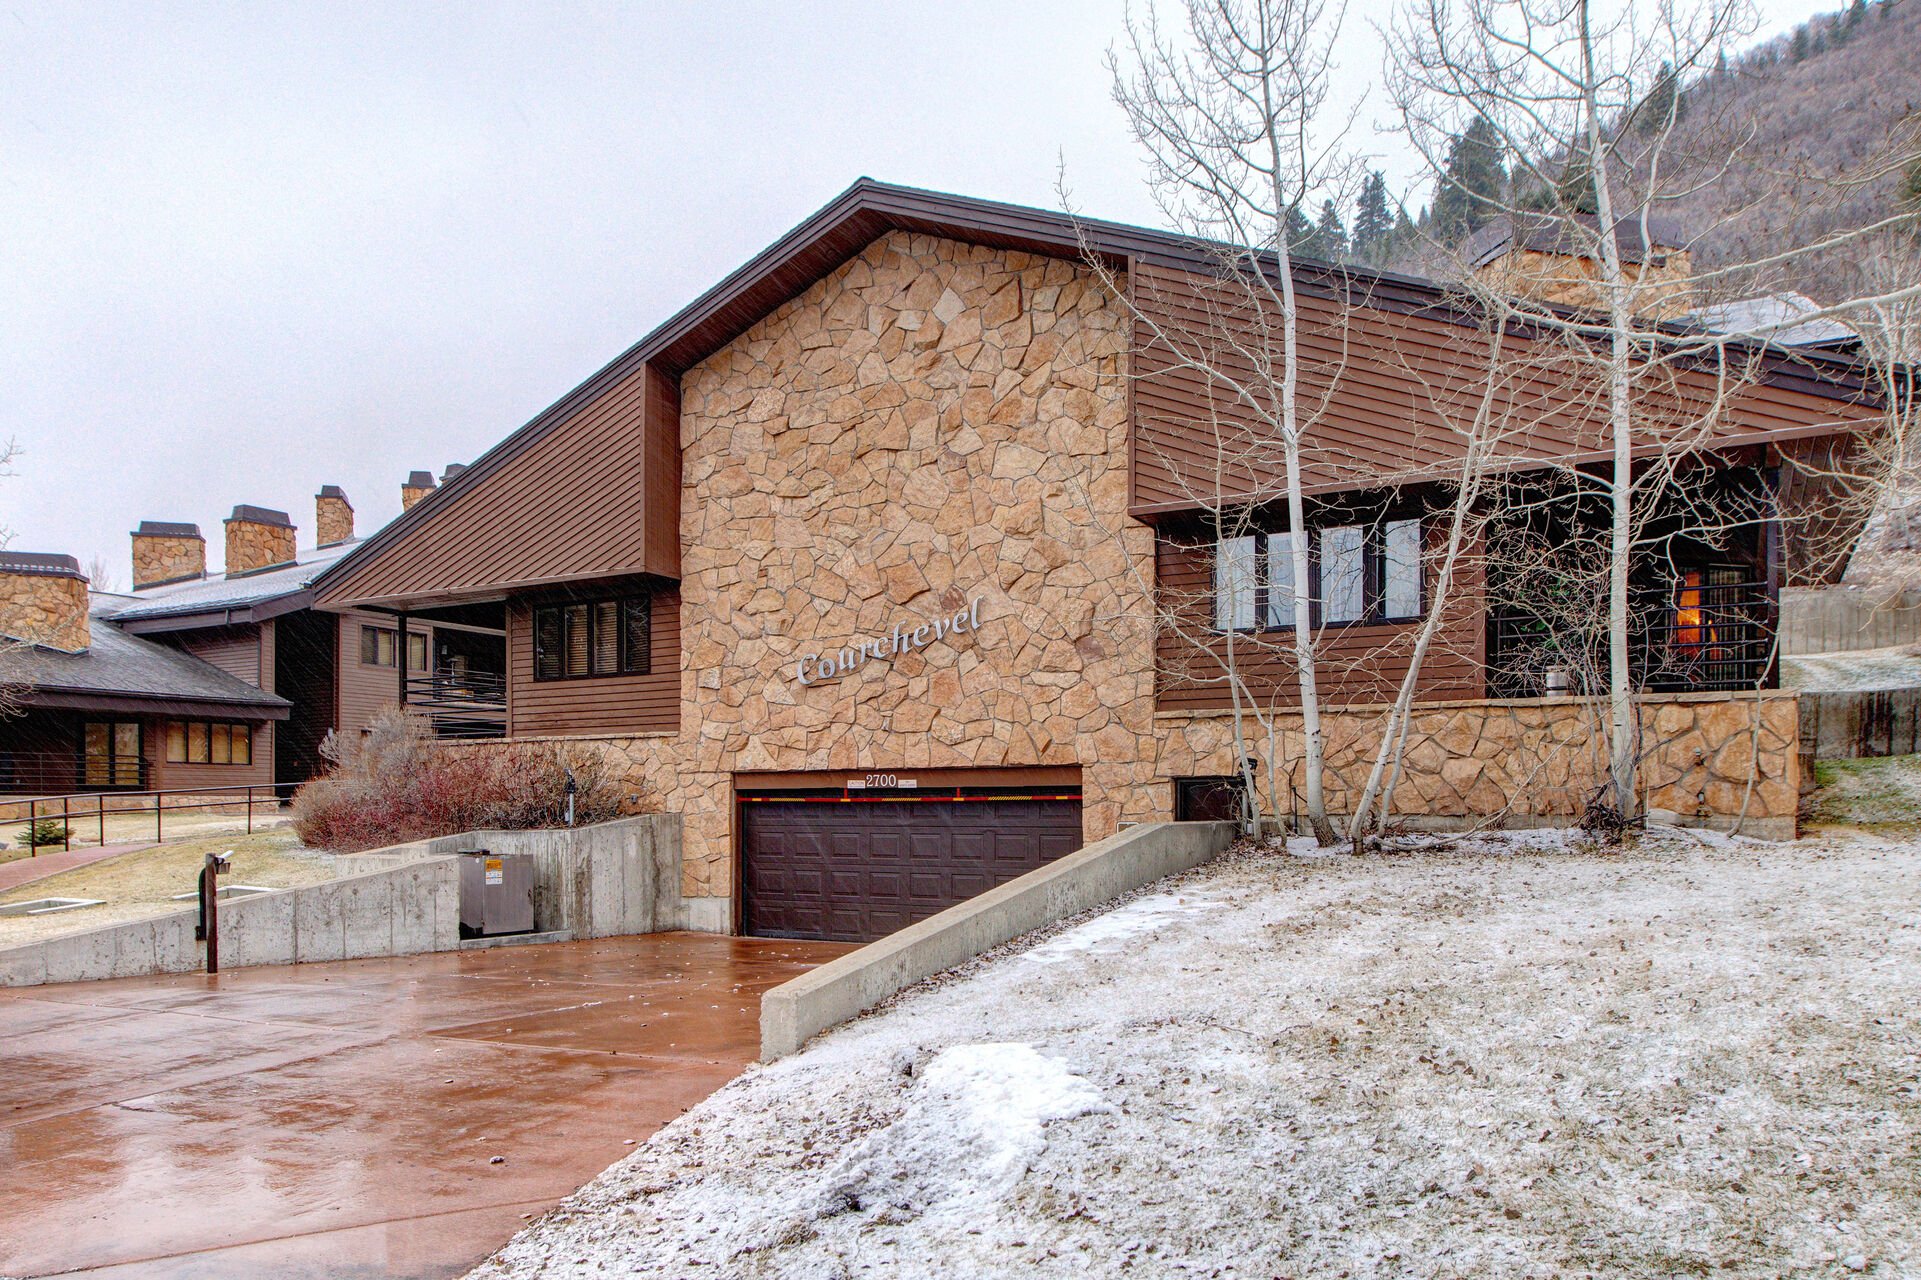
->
xmin=1303 ymin=198 xmax=1348 ymax=261
xmin=1633 ymin=61 xmax=1682 ymax=135
xmin=1791 ymin=26 xmax=1810 ymax=61
xmin=1432 ymin=116 xmax=1508 ymax=242
xmin=1555 ymin=153 xmax=1599 ymax=215
xmin=1353 ymin=171 xmax=1394 ymax=264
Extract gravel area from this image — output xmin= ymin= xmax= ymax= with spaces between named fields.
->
xmin=470 ymin=827 xmax=1921 ymax=1279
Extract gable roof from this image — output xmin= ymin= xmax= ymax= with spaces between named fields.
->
xmin=0 ymin=597 xmax=291 ymax=719
xmin=313 ymin=179 xmax=1879 ymax=608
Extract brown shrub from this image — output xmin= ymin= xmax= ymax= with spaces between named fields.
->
xmin=291 ymin=709 xmax=649 ymax=851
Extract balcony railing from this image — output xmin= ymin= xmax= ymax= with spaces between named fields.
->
xmin=1489 ymin=577 xmax=1775 ymax=697
xmin=0 ymin=750 xmax=152 ymax=796
xmin=404 ymin=671 xmax=508 ymax=739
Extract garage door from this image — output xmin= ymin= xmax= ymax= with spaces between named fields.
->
xmin=740 ymin=793 xmax=1083 ymax=942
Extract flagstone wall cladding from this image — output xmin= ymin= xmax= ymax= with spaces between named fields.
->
xmin=499 ymin=231 xmax=1799 ymax=902
xmin=0 ymin=569 xmax=90 ymax=653
xmin=596 ymin=231 xmax=1160 ymax=897
xmin=1154 ymin=690 xmax=1801 ymax=837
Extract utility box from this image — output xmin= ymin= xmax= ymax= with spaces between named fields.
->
xmin=458 ymin=850 xmax=535 ymax=938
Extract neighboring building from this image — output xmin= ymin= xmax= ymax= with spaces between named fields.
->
xmin=0 ymin=553 xmax=288 ymax=794
xmin=0 ymin=480 xmax=506 ymax=799
xmin=283 ymin=180 xmax=1875 ymax=942
xmin=1684 ymin=293 xmax=1860 ymax=353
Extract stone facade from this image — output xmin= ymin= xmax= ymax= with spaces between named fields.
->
xmin=224 ymin=509 xmax=296 ymax=576
xmin=1154 ymin=691 xmax=1801 ymax=839
xmin=131 ymin=526 xmax=205 ymax=589
xmin=490 ymin=231 xmax=1800 ymax=907
xmin=569 ymin=231 xmax=1159 ymax=898
xmin=316 ymin=488 xmax=355 ymax=547
xmin=401 ymin=472 xmax=436 ymax=512
xmin=0 ymin=561 xmax=90 ymax=653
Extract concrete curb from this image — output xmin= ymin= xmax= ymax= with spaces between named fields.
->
xmin=758 ymin=820 xmax=1235 ymax=1061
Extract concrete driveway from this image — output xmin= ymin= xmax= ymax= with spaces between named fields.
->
xmin=0 ymin=933 xmax=853 ymax=1278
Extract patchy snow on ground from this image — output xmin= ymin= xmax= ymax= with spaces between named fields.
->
xmin=471 ymin=828 xmax=1921 ymax=1280
xmin=1784 ymin=644 xmax=1921 ymax=693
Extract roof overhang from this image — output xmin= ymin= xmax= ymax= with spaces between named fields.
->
xmin=113 ymin=590 xmax=316 ymax=634
xmin=22 ymin=689 xmax=291 ymax=720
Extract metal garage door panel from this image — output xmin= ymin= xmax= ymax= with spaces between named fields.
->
xmin=741 ymin=797 xmax=1083 ymax=942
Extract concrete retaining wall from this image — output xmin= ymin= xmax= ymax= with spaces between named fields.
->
xmin=758 ymin=820 xmax=1235 ymax=1062
xmin=1799 ymin=689 xmax=1921 ymax=761
xmin=0 ymin=813 xmax=697 ymax=987
xmin=1782 ymin=586 xmax=1921 ymax=656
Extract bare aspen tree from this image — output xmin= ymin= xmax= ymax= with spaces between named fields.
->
xmin=1103 ymin=0 xmax=1359 ymax=843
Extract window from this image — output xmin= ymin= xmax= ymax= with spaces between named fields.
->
xmin=360 ymin=625 xmax=428 ymax=671
xmin=1319 ymin=526 xmax=1367 ymax=623
xmin=84 ymin=721 xmax=142 ymax=788
xmin=1212 ymin=517 xmax=1423 ymax=631
xmin=165 ymin=721 xmax=253 ymax=766
xmin=534 ymin=593 xmax=651 ymax=680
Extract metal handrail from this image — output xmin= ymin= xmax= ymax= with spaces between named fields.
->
xmin=1489 ymin=578 xmax=1775 ymax=696
xmin=404 ymin=670 xmax=508 ymax=740
xmin=9 ymin=783 xmax=283 ymax=857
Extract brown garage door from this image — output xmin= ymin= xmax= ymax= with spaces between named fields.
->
xmin=740 ymin=793 xmax=1084 ymax=942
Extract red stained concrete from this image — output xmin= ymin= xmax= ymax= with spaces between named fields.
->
xmin=0 ymin=932 xmax=854 ymax=1279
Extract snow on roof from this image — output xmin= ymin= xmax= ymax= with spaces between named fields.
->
xmin=105 ymin=538 xmax=362 ymax=623
xmin=1684 ymin=293 xmax=1857 ymax=349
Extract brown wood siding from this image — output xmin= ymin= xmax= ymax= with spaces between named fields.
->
xmin=334 ymin=610 xmax=432 ymax=738
xmin=273 ymin=608 xmax=338 ymax=788
xmin=152 ymin=720 xmax=274 ymax=794
xmin=170 ymin=624 xmax=266 ymax=688
xmin=506 ymin=583 xmax=680 ymax=737
xmin=1129 ymin=260 xmax=1883 ymax=516
xmin=1155 ymin=524 xmax=1485 ymax=711
xmin=315 ymin=359 xmax=676 ymax=608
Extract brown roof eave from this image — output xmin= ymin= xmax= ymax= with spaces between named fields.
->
xmin=23 ymin=689 xmax=291 ymax=720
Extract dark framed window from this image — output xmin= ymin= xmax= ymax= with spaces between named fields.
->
xmin=534 ymin=594 xmax=651 ymax=680
xmin=84 ymin=721 xmax=142 ymax=788
xmin=1213 ymin=517 xmax=1423 ymax=632
xmin=360 ymin=625 xmax=427 ymax=672
xmin=165 ymin=721 xmax=254 ymax=766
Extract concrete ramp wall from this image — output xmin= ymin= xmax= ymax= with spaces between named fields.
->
xmin=0 ymin=814 xmax=689 ymax=987
xmin=759 ymin=820 xmax=1235 ymax=1061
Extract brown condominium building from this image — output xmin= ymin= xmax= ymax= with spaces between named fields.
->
xmin=311 ymin=180 xmax=1881 ymax=943
xmin=0 ymin=479 xmax=504 ymax=800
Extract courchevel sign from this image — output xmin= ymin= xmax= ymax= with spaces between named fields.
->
xmin=793 ymin=595 xmax=986 ymax=687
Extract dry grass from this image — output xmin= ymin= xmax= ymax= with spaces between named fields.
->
xmin=0 ymin=829 xmax=336 ymax=946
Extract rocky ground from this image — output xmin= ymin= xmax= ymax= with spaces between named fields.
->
xmin=470 ymin=827 xmax=1921 ymax=1279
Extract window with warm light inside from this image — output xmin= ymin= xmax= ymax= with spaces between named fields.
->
xmin=166 ymin=721 xmax=254 ymax=766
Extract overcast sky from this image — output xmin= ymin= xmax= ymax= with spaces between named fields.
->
xmin=1 ymin=0 xmax=1821 ymax=583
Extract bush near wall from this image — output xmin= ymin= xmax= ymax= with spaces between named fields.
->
xmin=292 ymin=710 xmax=648 ymax=852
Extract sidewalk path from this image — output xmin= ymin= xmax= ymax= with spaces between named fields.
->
xmin=0 ymin=842 xmax=146 ymax=893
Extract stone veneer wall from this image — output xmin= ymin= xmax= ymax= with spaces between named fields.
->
xmin=1155 ymin=690 xmax=1802 ymax=838
xmin=567 ymin=231 xmax=1157 ymax=899
xmin=316 ymin=493 xmax=355 ymax=547
xmin=131 ymin=534 xmax=205 ymax=588
xmin=1474 ymin=248 xmax=1695 ymax=320
xmin=225 ymin=518 xmax=296 ymax=575
xmin=0 ymin=569 xmax=90 ymax=653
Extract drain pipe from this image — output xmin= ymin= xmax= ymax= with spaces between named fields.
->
xmin=195 ymin=850 xmax=233 ymax=974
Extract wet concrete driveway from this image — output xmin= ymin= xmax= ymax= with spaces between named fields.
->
xmin=0 ymin=933 xmax=854 ymax=1278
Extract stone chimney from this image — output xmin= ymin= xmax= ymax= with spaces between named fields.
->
xmin=1469 ymin=214 xmax=1694 ymax=320
xmin=131 ymin=521 xmax=206 ymax=589
xmin=0 ymin=552 xmax=90 ymax=653
xmin=401 ymin=470 xmax=437 ymax=512
xmin=316 ymin=485 xmax=355 ymax=547
xmin=224 ymin=505 xmax=297 ymax=577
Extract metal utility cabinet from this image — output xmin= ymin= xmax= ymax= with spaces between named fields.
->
xmin=458 ymin=850 xmax=535 ymax=937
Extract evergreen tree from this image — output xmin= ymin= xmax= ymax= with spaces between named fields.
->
xmin=1847 ymin=0 xmax=1868 ymax=29
xmin=1352 ymin=171 xmax=1394 ymax=264
xmin=1556 ymin=153 xmax=1599 ymax=215
xmin=1303 ymin=198 xmax=1348 ymax=261
xmin=1634 ymin=61 xmax=1682 ymax=135
xmin=1790 ymin=26 xmax=1810 ymax=62
xmin=1431 ymin=116 xmax=1508 ymax=242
